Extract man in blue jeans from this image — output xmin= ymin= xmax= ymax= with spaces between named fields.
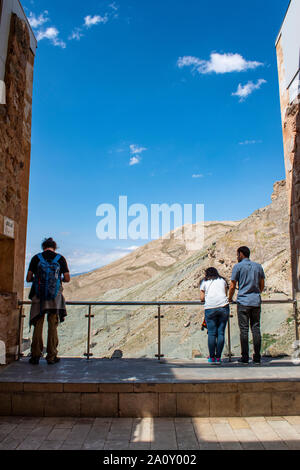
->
xmin=228 ymin=246 xmax=265 ymax=365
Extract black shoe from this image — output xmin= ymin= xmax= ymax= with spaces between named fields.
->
xmin=252 ymin=359 xmax=261 ymax=365
xmin=238 ymin=358 xmax=249 ymax=365
xmin=29 ymin=357 xmax=40 ymax=365
xmin=47 ymin=357 xmax=61 ymax=365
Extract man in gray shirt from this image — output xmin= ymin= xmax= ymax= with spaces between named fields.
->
xmin=228 ymin=246 xmax=265 ymax=364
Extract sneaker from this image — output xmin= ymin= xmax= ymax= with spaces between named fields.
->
xmin=208 ymin=358 xmax=216 ymax=364
xmin=215 ymin=358 xmax=222 ymax=364
xmin=238 ymin=358 xmax=249 ymax=365
xmin=252 ymin=359 xmax=261 ymax=365
xmin=29 ymin=357 xmax=40 ymax=365
xmin=47 ymin=357 xmax=61 ymax=365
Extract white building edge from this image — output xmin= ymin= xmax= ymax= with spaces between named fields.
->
xmin=276 ymin=0 xmax=300 ymax=104
xmin=0 ymin=0 xmax=37 ymax=104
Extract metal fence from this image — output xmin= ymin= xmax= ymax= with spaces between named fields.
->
xmin=18 ymin=299 xmax=298 ymax=362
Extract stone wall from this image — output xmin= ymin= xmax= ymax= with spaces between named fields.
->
xmin=276 ymin=34 xmax=300 ymax=339
xmin=0 ymin=12 xmax=35 ymax=362
xmin=1 ymin=381 xmax=300 ymax=418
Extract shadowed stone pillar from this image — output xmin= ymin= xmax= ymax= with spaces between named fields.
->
xmin=0 ymin=1 xmax=37 ymax=362
xmin=276 ymin=0 xmax=300 ymax=339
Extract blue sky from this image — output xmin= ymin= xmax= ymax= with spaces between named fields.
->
xmin=23 ymin=0 xmax=290 ymax=274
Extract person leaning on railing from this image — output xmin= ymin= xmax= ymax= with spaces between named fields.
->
xmin=26 ymin=238 xmax=71 ymax=366
xmin=200 ymin=267 xmax=230 ymax=364
xmin=228 ymin=246 xmax=265 ymax=365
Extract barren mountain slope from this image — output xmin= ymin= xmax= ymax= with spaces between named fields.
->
xmin=199 ymin=179 xmax=291 ymax=297
xmin=63 ymin=221 xmax=239 ymax=301
xmin=23 ymin=180 xmax=293 ymax=358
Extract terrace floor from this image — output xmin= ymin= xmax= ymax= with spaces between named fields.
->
xmin=1 ymin=415 xmax=300 ymax=450
xmin=1 ymin=356 xmax=300 ymax=384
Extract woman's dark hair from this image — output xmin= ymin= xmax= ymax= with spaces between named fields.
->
xmin=201 ymin=267 xmax=228 ymax=287
xmin=42 ymin=237 xmax=57 ymax=251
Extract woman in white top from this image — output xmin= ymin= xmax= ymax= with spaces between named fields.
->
xmin=200 ymin=267 xmax=229 ymax=364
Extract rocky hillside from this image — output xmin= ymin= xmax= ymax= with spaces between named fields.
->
xmin=63 ymin=180 xmax=291 ymax=302
xmin=198 ymin=179 xmax=291 ymax=297
xmin=64 ymin=220 xmax=239 ymax=302
xmin=23 ymin=180 xmax=294 ymax=359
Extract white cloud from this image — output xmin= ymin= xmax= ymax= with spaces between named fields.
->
xmin=67 ymin=248 xmax=132 ymax=274
xmin=232 ymin=79 xmax=267 ymax=101
xmin=70 ymin=13 xmax=109 ymax=41
xmin=129 ymin=156 xmax=141 ymax=166
xmin=36 ymin=27 xmax=66 ymax=48
xmin=84 ymin=15 xmax=108 ymax=28
xmin=109 ymin=2 xmax=119 ymax=12
xmin=28 ymin=10 xmax=66 ymax=49
xmin=127 ymin=245 xmax=140 ymax=251
xmin=28 ymin=10 xmax=49 ymax=28
xmin=25 ymin=245 xmax=140 ymax=279
xmin=177 ymin=52 xmax=263 ymax=74
xmin=109 ymin=2 xmax=119 ymax=18
xmin=69 ymin=28 xmax=84 ymax=41
xmin=239 ymin=140 xmax=262 ymax=145
xmin=25 ymin=247 xmax=135 ymax=277
xmin=177 ymin=56 xmax=203 ymax=69
xmin=129 ymin=144 xmax=147 ymax=166
xmin=69 ymin=6 xmax=118 ymax=43
xmin=130 ymin=144 xmax=147 ymax=155
xmin=116 ymin=245 xmax=140 ymax=251
xmin=36 ymin=27 xmax=57 ymax=41
xmin=192 ymin=174 xmax=204 ymax=178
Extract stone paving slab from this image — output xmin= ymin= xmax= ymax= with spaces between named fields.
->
xmin=1 ymin=416 xmax=298 ymax=450
xmin=0 ymin=357 xmax=299 ymax=384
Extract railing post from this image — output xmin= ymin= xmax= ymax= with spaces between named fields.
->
xmin=155 ymin=305 xmax=164 ymax=361
xmin=227 ymin=306 xmax=233 ymax=363
xmin=84 ymin=305 xmax=94 ymax=360
xmin=18 ymin=303 xmax=26 ymax=361
xmin=293 ymin=297 xmax=299 ymax=341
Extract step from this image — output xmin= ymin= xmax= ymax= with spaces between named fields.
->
xmin=0 ymin=358 xmax=299 ymax=418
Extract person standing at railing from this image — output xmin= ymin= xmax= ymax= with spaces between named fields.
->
xmin=26 ymin=238 xmax=71 ymax=365
xmin=228 ymin=246 xmax=265 ymax=365
xmin=200 ymin=267 xmax=230 ymax=364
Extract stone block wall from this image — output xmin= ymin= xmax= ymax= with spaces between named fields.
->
xmin=1 ymin=381 xmax=300 ymax=417
xmin=0 ymin=11 xmax=35 ymax=362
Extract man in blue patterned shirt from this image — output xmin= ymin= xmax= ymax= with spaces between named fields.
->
xmin=228 ymin=246 xmax=265 ymax=365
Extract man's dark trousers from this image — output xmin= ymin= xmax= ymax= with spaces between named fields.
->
xmin=237 ymin=304 xmax=261 ymax=362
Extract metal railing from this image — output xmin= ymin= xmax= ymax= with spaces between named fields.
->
xmin=18 ymin=299 xmax=298 ymax=362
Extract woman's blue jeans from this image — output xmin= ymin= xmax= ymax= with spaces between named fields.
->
xmin=205 ymin=305 xmax=230 ymax=359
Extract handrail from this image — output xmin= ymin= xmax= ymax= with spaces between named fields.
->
xmin=18 ymin=299 xmax=298 ymax=362
xmin=19 ymin=299 xmax=295 ymax=306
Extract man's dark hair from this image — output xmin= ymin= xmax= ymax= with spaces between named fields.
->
xmin=237 ymin=246 xmax=250 ymax=258
xmin=42 ymin=237 xmax=57 ymax=251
